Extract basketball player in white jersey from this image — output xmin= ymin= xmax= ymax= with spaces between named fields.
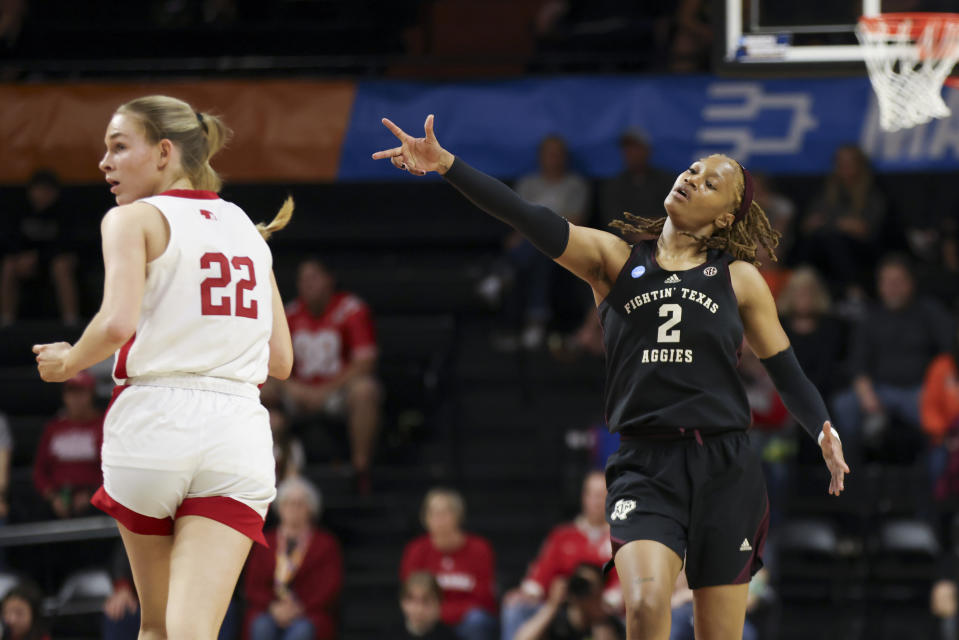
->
xmin=33 ymin=95 xmax=294 ymax=640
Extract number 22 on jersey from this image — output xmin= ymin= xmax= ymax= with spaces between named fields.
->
xmin=199 ymin=252 xmax=258 ymax=319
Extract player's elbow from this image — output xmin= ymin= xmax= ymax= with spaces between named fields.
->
xmin=103 ymin=316 xmax=136 ymax=344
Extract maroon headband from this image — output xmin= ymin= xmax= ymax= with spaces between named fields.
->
xmin=736 ymin=162 xmax=753 ymax=223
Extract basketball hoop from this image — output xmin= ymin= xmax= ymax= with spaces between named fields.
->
xmin=856 ymin=13 xmax=959 ymax=132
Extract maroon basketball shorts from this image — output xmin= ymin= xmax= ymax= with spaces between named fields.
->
xmin=604 ymin=430 xmax=768 ymax=589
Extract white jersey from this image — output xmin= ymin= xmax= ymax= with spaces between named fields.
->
xmin=113 ymin=190 xmax=273 ymax=386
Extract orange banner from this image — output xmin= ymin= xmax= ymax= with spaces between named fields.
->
xmin=0 ymin=80 xmax=356 ymax=184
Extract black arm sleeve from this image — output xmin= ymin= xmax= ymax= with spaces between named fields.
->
xmin=442 ymin=157 xmax=570 ymax=259
xmin=761 ymin=346 xmax=832 ymax=442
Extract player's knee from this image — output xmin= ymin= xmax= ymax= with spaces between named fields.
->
xmin=623 ymin=587 xmax=669 ymax=632
xmin=165 ymin=616 xmax=214 ymax=640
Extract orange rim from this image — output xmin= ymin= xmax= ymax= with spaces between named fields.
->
xmin=859 ymin=13 xmax=959 ymax=59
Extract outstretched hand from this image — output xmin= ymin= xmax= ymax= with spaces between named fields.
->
xmin=371 ymin=114 xmax=454 ymax=176
xmin=820 ymin=421 xmax=850 ymax=496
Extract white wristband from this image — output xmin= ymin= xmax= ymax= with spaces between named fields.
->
xmin=818 ymin=429 xmax=840 ymax=446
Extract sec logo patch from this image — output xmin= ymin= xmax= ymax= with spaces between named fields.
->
xmin=703 ymin=266 xmax=718 ymax=277
xmin=631 ymin=266 xmax=646 ymax=279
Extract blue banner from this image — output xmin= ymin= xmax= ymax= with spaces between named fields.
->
xmin=338 ymin=75 xmax=959 ymax=180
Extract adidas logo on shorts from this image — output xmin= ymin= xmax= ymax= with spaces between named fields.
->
xmin=664 ymin=274 xmax=681 ymax=284
xmin=740 ymin=538 xmax=752 ymax=552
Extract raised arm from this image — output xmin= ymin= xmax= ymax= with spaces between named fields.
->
xmin=371 ymin=115 xmax=630 ymax=301
xmin=730 ymin=260 xmax=849 ymax=495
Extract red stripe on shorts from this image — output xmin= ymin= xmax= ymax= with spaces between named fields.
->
xmin=113 ymin=333 xmax=136 ymax=379
xmin=734 ymin=496 xmax=770 ymax=584
xmin=104 ymin=384 xmax=128 ymax=418
xmin=175 ymin=496 xmax=268 ymax=547
xmin=91 ymin=487 xmax=174 ymax=536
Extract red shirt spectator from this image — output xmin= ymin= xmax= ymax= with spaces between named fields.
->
xmin=921 ymin=352 xmax=959 ymax=446
xmin=400 ymin=533 xmax=497 ymax=626
xmin=512 ymin=472 xmax=621 ymax=610
xmin=520 ymin=517 xmax=620 ymax=605
xmin=244 ymin=477 xmax=343 ymax=640
xmin=286 ymin=291 xmax=376 ymax=385
xmin=33 ymin=371 xmax=103 ymax=518
xmin=278 ymin=258 xmax=382 ymax=489
xmin=400 ymin=488 xmax=497 ymax=626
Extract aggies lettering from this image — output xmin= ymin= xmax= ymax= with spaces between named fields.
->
xmin=598 ymin=240 xmax=751 ymax=436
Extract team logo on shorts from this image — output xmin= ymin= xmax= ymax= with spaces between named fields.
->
xmin=703 ymin=266 xmax=718 ymax=277
xmin=610 ymin=499 xmax=636 ymax=521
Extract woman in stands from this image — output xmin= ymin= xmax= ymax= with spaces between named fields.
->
xmin=32 ymin=95 xmax=294 ymax=640
xmin=373 ymin=116 xmax=849 ymax=640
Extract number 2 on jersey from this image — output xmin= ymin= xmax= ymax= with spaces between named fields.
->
xmin=657 ymin=303 xmax=682 ymax=343
xmin=200 ymin=252 xmax=258 ymax=318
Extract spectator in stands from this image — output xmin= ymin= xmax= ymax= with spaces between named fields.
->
xmin=915 ymin=217 xmax=959 ymax=314
xmin=931 ymin=576 xmax=957 ymax=640
xmin=597 ymin=128 xmax=673 ymax=231
xmin=0 ymin=0 xmax=25 ymax=51
xmin=245 ymin=476 xmax=342 ymax=640
xmin=515 ymin=563 xmax=624 ymax=640
xmin=480 ymin=135 xmax=591 ymax=349
xmin=832 ymin=255 xmax=953 ymax=464
xmin=400 ymin=488 xmax=497 ymax=640
xmin=0 ymin=412 xmax=11 ymax=528
xmin=32 ymin=370 xmax=103 ymax=519
xmin=777 ymin=267 xmax=846 ymax=399
xmin=921 ymin=323 xmax=959 ymax=490
xmin=278 ymin=257 xmax=380 ymax=492
xmin=752 ymin=173 xmax=795 ymax=260
xmin=669 ymin=0 xmax=713 ymax=72
xmin=798 ymin=144 xmax=887 ymax=297
xmin=102 ymin=542 xmax=139 ymax=640
xmin=1 ymin=583 xmax=48 ymax=640
xmin=1 ymin=169 xmax=79 ymax=326
xmin=501 ymin=471 xmax=620 ymax=640
xmin=400 ymin=571 xmax=458 ymax=640
xmin=751 ymin=173 xmax=795 ymax=299
xmin=268 ymin=403 xmax=305 ymax=483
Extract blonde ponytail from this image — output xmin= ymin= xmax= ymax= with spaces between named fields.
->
xmin=257 ymin=196 xmax=294 ymax=240
xmin=117 ymin=96 xmax=233 ymax=192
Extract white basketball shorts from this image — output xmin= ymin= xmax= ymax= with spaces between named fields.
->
xmin=91 ymin=375 xmax=276 ymax=546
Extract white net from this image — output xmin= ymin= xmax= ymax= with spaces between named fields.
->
xmin=856 ymin=14 xmax=959 ymax=132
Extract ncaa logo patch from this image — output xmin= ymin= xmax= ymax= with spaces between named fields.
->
xmin=610 ymin=499 xmax=636 ymax=521
xmin=631 ymin=266 xmax=646 ymax=279
xmin=703 ymin=266 xmax=718 ymax=277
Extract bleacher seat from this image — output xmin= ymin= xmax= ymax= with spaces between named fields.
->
xmin=868 ymin=519 xmax=940 ymax=603
xmin=46 ymin=567 xmax=111 ymax=616
xmin=0 ymin=572 xmax=18 ymax=599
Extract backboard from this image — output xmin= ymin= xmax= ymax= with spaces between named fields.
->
xmin=719 ymin=0 xmax=958 ymax=73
